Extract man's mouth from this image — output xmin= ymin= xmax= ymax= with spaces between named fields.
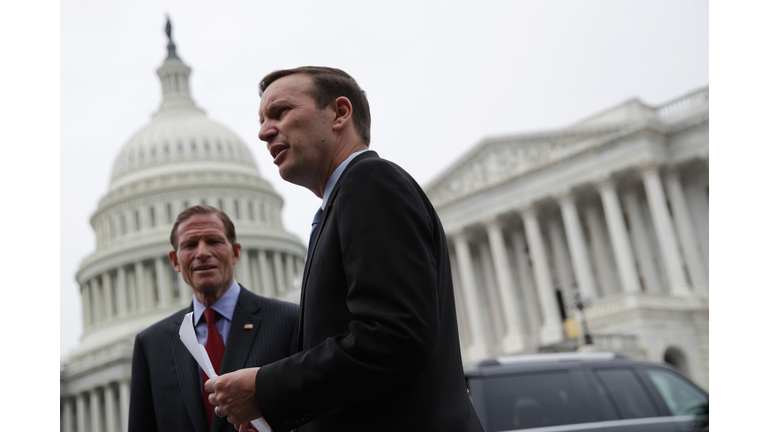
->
xmin=194 ymin=265 xmax=217 ymax=272
xmin=270 ymin=144 xmax=288 ymax=162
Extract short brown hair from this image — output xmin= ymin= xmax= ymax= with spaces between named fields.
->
xmin=170 ymin=205 xmax=237 ymax=250
xmin=259 ymin=66 xmax=372 ymax=145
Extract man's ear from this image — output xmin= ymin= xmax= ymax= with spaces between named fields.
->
xmin=331 ymin=96 xmax=353 ymax=131
xmin=168 ymin=250 xmax=181 ymax=272
xmin=232 ymin=242 xmax=241 ymax=266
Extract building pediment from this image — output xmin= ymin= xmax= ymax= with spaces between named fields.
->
xmin=426 ymin=123 xmax=640 ymax=207
xmin=425 ymin=87 xmax=708 ymax=208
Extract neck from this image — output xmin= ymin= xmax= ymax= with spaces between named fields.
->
xmin=193 ymin=280 xmax=232 ymax=307
xmin=312 ymin=140 xmax=368 ymax=198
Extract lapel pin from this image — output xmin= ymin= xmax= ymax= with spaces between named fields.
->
xmin=244 ymin=324 xmax=254 ymax=330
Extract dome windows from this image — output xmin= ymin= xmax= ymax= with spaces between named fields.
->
xmin=177 ymin=141 xmax=184 ymax=153
xmin=204 ymin=140 xmax=210 ymax=152
xmin=190 ymin=140 xmax=197 ymax=152
xmin=167 ymin=203 xmax=174 ymax=224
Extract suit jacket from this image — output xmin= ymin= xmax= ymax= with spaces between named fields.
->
xmin=256 ymin=151 xmax=484 ymax=432
xmin=128 ymin=286 xmax=299 ymax=432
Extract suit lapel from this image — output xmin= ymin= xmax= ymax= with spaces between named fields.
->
xmin=296 ymin=151 xmax=379 ymax=349
xmin=172 ymin=308 xmax=209 ymax=432
xmin=212 ymin=289 xmax=263 ymax=432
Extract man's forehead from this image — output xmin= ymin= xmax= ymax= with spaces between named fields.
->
xmin=178 ymin=214 xmax=226 ymax=236
xmin=261 ymin=74 xmax=314 ymax=105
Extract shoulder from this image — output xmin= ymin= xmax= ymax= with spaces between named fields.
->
xmin=135 ymin=307 xmax=190 ymax=342
xmin=238 ymin=288 xmax=299 ymax=319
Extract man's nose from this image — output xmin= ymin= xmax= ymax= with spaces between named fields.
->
xmin=258 ymin=120 xmax=276 ymax=142
xmin=194 ymin=243 xmax=211 ymax=258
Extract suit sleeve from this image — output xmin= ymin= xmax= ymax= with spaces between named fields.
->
xmin=256 ymin=159 xmax=440 ymax=428
xmin=128 ymin=333 xmax=159 ymax=432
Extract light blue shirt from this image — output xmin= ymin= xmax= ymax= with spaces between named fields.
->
xmin=320 ymin=149 xmax=369 ymax=210
xmin=192 ymin=278 xmax=241 ymax=346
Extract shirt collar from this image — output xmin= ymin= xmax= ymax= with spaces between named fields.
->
xmin=321 ymin=149 xmax=369 ymax=210
xmin=192 ymin=279 xmax=240 ymax=326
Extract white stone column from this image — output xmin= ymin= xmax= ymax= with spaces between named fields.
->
xmin=62 ymin=397 xmax=74 ymax=432
xmin=105 ymin=384 xmax=118 ymax=432
xmin=273 ymin=252 xmax=286 ymax=294
xmin=135 ymin=261 xmax=149 ymax=311
xmin=520 ymin=205 xmax=563 ymax=345
xmin=235 ymin=248 xmax=253 ymax=291
xmin=584 ymin=205 xmax=616 ymax=296
xmin=76 ymin=393 xmax=87 ymax=432
xmin=91 ymin=279 xmax=103 ymax=324
xmin=285 ymin=253 xmax=297 ymax=291
xmin=155 ymin=257 xmax=173 ymax=308
xmin=484 ymin=218 xmax=525 ymax=352
xmin=81 ymin=283 xmax=92 ymax=330
xmin=595 ymin=177 xmax=641 ymax=294
xmin=102 ymin=272 xmax=114 ymax=321
xmin=115 ymin=265 xmax=128 ymax=317
xmin=622 ymin=190 xmax=663 ymax=294
xmin=685 ymin=182 xmax=709 ymax=265
xmin=249 ymin=252 xmax=262 ymax=294
xmin=258 ymin=250 xmax=274 ymax=296
xmin=452 ymin=231 xmax=489 ymax=359
xmin=548 ymin=218 xmax=575 ymax=299
xmin=119 ymin=379 xmax=130 ymax=432
xmin=89 ymin=388 xmax=102 ymax=432
xmin=511 ymin=230 xmax=541 ymax=333
xmin=639 ymin=163 xmax=690 ymax=295
xmin=479 ymin=241 xmax=505 ymax=341
xmin=556 ymin=191 xmax=599 ymax=299
xmin=665 ymin=170 xmax=708 ymax=291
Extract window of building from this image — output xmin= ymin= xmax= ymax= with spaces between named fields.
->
xmin=167 ymin=203 xmax=173 ymax=224
xmin=233 ymin=200 xmax=240 ymax=219
xmin=150 ymin=206 xmax=156 ymax=227
xmin=135 ymin=211 xmax=141 ymax=231
xmin=121 ymin=215 xmax=127 ymax=235
xmin=218 ymin=199 xmax=224 ymax=211
xmin=248 ymin=201 xmax=254 ymax=221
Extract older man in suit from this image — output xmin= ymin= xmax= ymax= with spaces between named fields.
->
xmin=128 ymin=205 xmax=299 ymax=432
xmin=206 ymin=67 xmax=484 ymax=432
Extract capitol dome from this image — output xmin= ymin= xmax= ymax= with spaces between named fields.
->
xmin=61 ymin=23 xmax=305 ymax=430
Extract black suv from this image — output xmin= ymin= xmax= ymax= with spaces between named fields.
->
xmin=464 ymin=352 xmax=708 ymax=431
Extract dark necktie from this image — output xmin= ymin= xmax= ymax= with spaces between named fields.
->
xmin=308 ymin=207 xmax=323 ymax=249
xmin=202 ymin=308 xmax=225 ymax=429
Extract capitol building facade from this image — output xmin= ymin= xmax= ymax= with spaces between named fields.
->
xmin=426 ymin=87 xmax=709 ymax=389
xmin=59 ymin=32 xmax=305 ymax=432
xmin=60 ymin=25 xmax=708 ymax=432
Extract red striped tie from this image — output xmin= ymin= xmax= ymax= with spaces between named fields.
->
xmin=202 ymin=308 xmax=225 ymax=429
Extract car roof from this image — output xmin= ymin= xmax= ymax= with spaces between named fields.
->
xmin=464 ymin=352 xmax=675 ymax=377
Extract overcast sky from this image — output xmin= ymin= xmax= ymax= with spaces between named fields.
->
xmin=59 ymin=0 xmax=710 ymax=357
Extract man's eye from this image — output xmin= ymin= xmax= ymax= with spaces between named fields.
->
xmin=278 ymin=107 xmax=289 ymax=117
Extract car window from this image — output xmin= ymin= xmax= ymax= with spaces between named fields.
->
xmin=646 ymin=367 xmax=708 ymax=416
xmin=593 ymin=368 xmax=659 ymax=419
xmin=482 ymin=371 xmax=576 ymax=431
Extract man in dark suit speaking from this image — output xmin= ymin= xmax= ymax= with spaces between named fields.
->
xmin=128 ymin=205 xmax=299 ymax=432
xmin=206 ymin=67 xmax=483 ymax=432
